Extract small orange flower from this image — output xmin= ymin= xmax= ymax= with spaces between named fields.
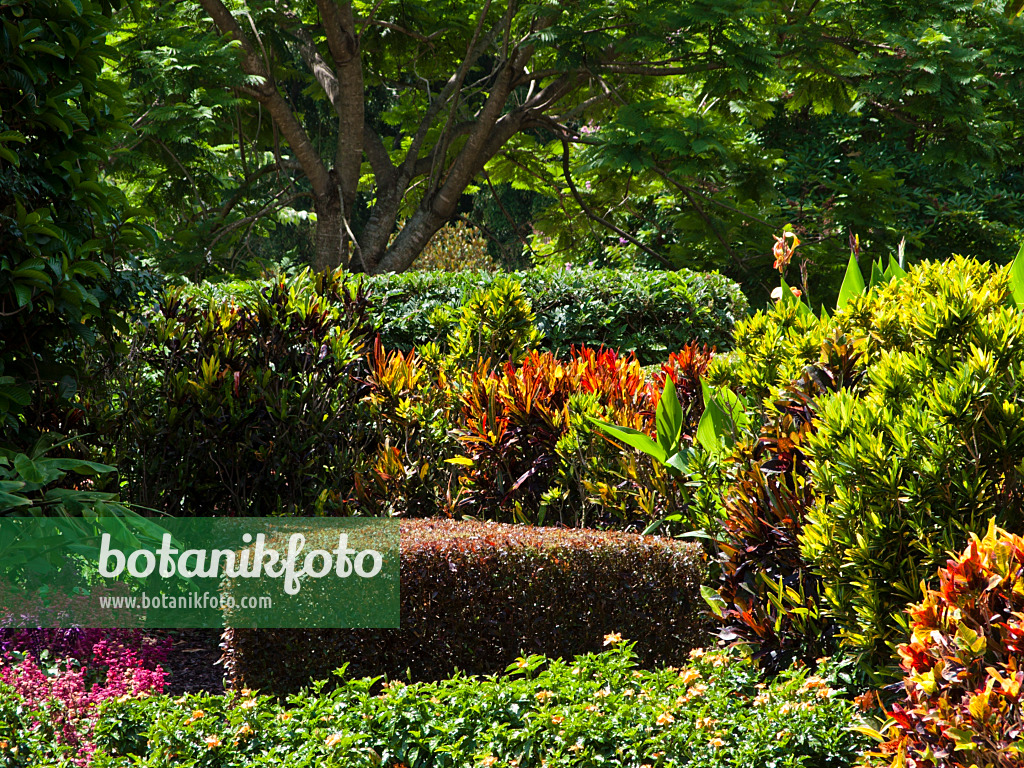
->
xmin=709 ymin=737 xmax=726 ymax=748
xmin=679 ymin=668 xmax=701 ymax=685
xmin=770 ymin=285 xmax=802 ymax=301
xmin=325 ymin=733 xmax=345 ymax=748
xmin=185 ymin=709 xmax=205 ymax=726
xmin=278 ymin=712 xmax=293 ymax=722
xmin=551 ymin=715 xmax=564 ymax=725
xmin=603 ymin=632 xmax=623 ymax=646
xmin=656 ymin=711 xmax=675 ymax=726
xmin=204 ymin=735 xmax=222 ymax=749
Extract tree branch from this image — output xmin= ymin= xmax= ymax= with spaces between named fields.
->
xmin=555 ymin=129 xmax=670 ymax=267
xmin=594 ymin=62 xmax=727 ymax=76
xmin=363 ymin=123 xmax=396 ymax=187
xmin=354 ymin=16 xmax=445 ymax=43
xmin=294 ymin=26 xmax=342 ymax=109
xmin=427 ymin=0 xmax=494 ymax=197
xmin=197 ymin=0 xmax=333 ymax=200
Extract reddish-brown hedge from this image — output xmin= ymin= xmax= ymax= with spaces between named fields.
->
xmin=220 ymin=519 xmax=708 ymax=693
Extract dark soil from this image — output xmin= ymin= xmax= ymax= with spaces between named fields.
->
xmin=152 ymin=629 xmax=226 ymax=696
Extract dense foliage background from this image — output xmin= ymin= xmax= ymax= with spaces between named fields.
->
xmin=84 ymin=0 xmax=1024 ymax=301
xmin=4 ymin=2 xmax=1024 ymax=768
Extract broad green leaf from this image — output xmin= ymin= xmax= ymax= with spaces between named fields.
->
xmin=1008 ymin=243 xmax=1024 ymax=307
xmin=869 ymin=259 xmax=886 ymax=287
xmin=700 ymin=585 xmax=725 ymax=617
xmin=12 ymin=454 xmax=45 ymax=484
xmin=665 ymin=450 xmax=691 ymax=474
xmin=884 ymin=254 xmax=907 ymax=281
xmin=837 ymin=254 xmax=866 ymax=309
xmin=696 ymin=381 xmax=748 ymax=456
xmin=655 ymin=377 xmax=683 ymax=453
xmin=589 ymin=417 xmax=667 ymax=463
xmin=0 ymin=491 xmax=31 ymax=510
xmin=946 ymin=727 xmax=977 ymax=751
xmin=0 ymin=383 xmax=31 ymax=407
xmin=49 ymin=458 xmax=117 ymax=475
xmin=641 ymin=519 xmax=663 ymax=535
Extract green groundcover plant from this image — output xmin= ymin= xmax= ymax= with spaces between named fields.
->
xmin=0 ymin=643 xmax=866 ymax=768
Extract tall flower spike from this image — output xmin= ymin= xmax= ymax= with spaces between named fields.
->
xmin=773 ymin=231 xmax=800 ymax=270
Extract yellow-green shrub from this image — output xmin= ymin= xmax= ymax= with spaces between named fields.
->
xmin=706 ymin=256 xmax=1024 ymax=679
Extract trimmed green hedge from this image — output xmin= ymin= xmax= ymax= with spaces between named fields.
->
xmin=221 ymin=520 xmax=708 ymax=693
xmin=364 ymin=266 xmax=747 ymax=364
xmin=40 ymin=646 xmax=863 ymax=768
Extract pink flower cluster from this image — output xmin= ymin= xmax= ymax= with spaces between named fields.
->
xmin=0 ymin=632 xmax=167 ymax=766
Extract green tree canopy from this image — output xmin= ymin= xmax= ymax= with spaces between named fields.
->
xmin=110 ymin=0 xmax=1024 ymax=288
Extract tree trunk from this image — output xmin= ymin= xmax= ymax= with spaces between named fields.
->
xmin=313 ymin=191 xmax=344 ymax=272
xmin=375 ymin=205 xmax=447 ymax=273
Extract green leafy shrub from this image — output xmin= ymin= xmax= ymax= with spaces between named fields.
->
xmin=445 ymin=277 xmax=543 ymax=366
xmin=802 ymin=258 xmax=1024 ymax=676
xmin=705 ymin=255 xmax=1024 ymax=679
xmin=1 ymin=0 xmax=153 ymax=443
xmin=0 ymin=435 xmax=169 ymax=597
xmin=865 ymin=522 xmax=1024 ymax=768
xmin=409 ymin=219 xmax=497 ymax=272
xmin=365 ymin=266 xmax=747 ymax=364
xmin=220 ymin=519 xmax=708 ymax=693
xmin=76 ymin=645 xmax=865 ymax=768
xmin=85 ymin=269 xmax=375 ymax=516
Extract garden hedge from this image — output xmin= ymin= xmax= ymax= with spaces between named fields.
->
xmin=364 ymin=266 xmax=747 ymax=364
xmin=220 ymin=519 xmax=708 ymax=693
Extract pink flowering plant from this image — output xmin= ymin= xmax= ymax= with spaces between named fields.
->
xmin=0 ymin=629 xmax=167 ymax=766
